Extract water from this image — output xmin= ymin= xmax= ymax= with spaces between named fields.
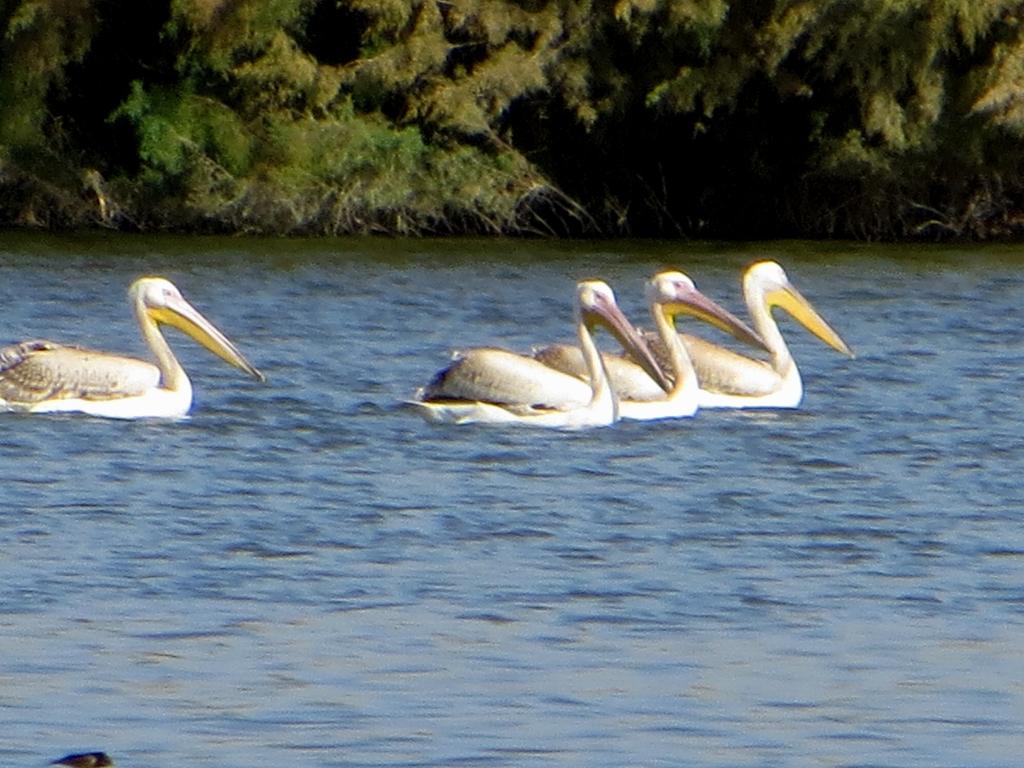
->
xmin=1 ymin=234 xmax=1022 ymax=767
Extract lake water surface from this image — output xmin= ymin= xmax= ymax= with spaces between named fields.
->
xmin=1 ymin=234 xmax=1022 ymax=767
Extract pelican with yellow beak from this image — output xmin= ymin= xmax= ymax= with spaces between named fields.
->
xmin=534 ymin=270 xmax=768 ymax=420
xmin=0 ymin=277 xmax=264 ymax=419
xmin=410 ymin=279 xmax=669 ymax=428
xmin=680 ymin=261 xmax=853 ymax=408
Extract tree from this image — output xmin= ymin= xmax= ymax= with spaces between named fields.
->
xmin=4 ymin=0 xmax=1024 ymax=239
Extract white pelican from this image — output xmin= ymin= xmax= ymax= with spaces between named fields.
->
xmin=0 ymin=277 xmax=264 ymax=419
xmin=409 ymin=279 xmax=669 ymax=428
xmin=534 ymin=270 xmax=768 ymax=420
xmin=680 ymin=260 xmax=853 ymax=408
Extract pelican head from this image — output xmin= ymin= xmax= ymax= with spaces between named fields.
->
xmin=129 ymin=277 xmax=266 ymax=381
xmin=647 ymin=270 xmax=769 ymax=351
xmin=746 ymin=261 xmax=853 ymax=357
xmin=576 ymin=280 xmax=672 ymax=391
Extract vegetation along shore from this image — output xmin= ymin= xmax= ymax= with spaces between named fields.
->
xmin=3 ymin=0 xmax=1024 ymax=240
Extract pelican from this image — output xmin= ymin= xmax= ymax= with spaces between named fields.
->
xmin=680 ymin=260 xmax=853 ymax=408
xmin=0 ymin=277 xmax=264 ymax=419
xmin=409 ymin=279 xmax=669 ymax=428
xmin=534 ymin=270 xmax=768 ymax=420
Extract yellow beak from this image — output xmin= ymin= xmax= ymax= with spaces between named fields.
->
xmin=767 ymin=285 xmax=854 ymax=358
xmin=149 ymin=298 xmax=265 ymax=381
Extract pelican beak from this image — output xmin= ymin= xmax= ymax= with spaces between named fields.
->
xmin=664 ymin=284 xmax=770 ymax=352
xmin=585 ymin=292 xmax=673 ymax=392
xmin=767 ymin=284 xmax=854 ymax=358
xmin=149 ymin=297 xmax=266 ymax=382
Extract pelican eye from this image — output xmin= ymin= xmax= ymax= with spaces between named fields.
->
xmin=152 ymin=285 xmax=177 ymax=307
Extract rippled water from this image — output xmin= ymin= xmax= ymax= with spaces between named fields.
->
xmin=1 ymin=234 xmax=1022 ymax=767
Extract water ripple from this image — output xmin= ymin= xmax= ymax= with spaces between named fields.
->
xmin=2 ymin=241 xmax=1024 ymax=767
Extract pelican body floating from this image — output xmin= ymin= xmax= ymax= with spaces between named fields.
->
xmin=410 ymin=280 xmax=667 ymax=428
xmin=0 ymin=277 xmax=264 ymax=419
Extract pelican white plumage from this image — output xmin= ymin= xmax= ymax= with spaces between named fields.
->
xmin=0 ymin=277 xmax=264 ymax=419
xmin=681 ymin=260 xmax=853 ymax=408
xmin=409 ymin=279 xmax=669 ymax=428
xmin=534 ymin=270 xmax=768 ymax=420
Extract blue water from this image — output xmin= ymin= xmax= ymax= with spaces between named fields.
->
xmin=1 ymin=234 xmax=1022 ymax=767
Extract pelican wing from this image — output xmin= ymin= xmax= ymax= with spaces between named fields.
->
xmin=535 ymin=342 xmax=667 ymax=402
xmin=532 ymin=343 xmax=586 ymax=378
xmin=679 ymin=333 xmax=779 ymax=396
xmin=0 ymin=340 xmax=160 ymax=404
xmin=625 ymin=331 xmax=778 ymax=397
xmin=421 ymin=348 xmax=592 ymax=410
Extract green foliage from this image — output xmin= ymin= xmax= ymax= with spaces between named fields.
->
xmin=215 ymin=106 xmax=553 ymax=235
xmin=970 ymin=15 xmax=1024 ymax=134
xmin=6 ymin=0 xmax=1024 ymax=238
xmin=168 ymin=0 xmax=314 ymax=74
xmin=0 ymin=0 xmax=96 ymax=153
xmin=111 ymin=80 xmax=253 ymax=181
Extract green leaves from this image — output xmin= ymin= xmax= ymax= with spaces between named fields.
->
xmin=112 ymin=81 xmax=253 ymax=181
xmin=0 ymin=0 xmax=96 ymax=151
xmin=5 ymin=0 xmax=1024 ymax=237
xmin=971 ymin=23 xmax=1024 ymax=134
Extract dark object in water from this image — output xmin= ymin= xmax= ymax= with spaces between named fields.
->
xmin=52 ymin=753 xmax=114 ymax=768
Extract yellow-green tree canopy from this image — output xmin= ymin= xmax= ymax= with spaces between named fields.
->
xmin=3 ymin=0 xmax=1024 ymax=238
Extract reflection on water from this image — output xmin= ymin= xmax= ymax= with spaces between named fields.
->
xmin=1 ymin=235 xmax=1023 ymax=767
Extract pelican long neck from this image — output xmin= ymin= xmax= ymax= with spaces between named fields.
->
xmin=135 ymin=300 xmax=191 ymax=395
xmin=747 ymin=282 xmax=795 ymax=377
xmin=652 ymin=304 xmax=697 ymax=397
xmin=577 ymin=317 xmax=618 ymax=420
